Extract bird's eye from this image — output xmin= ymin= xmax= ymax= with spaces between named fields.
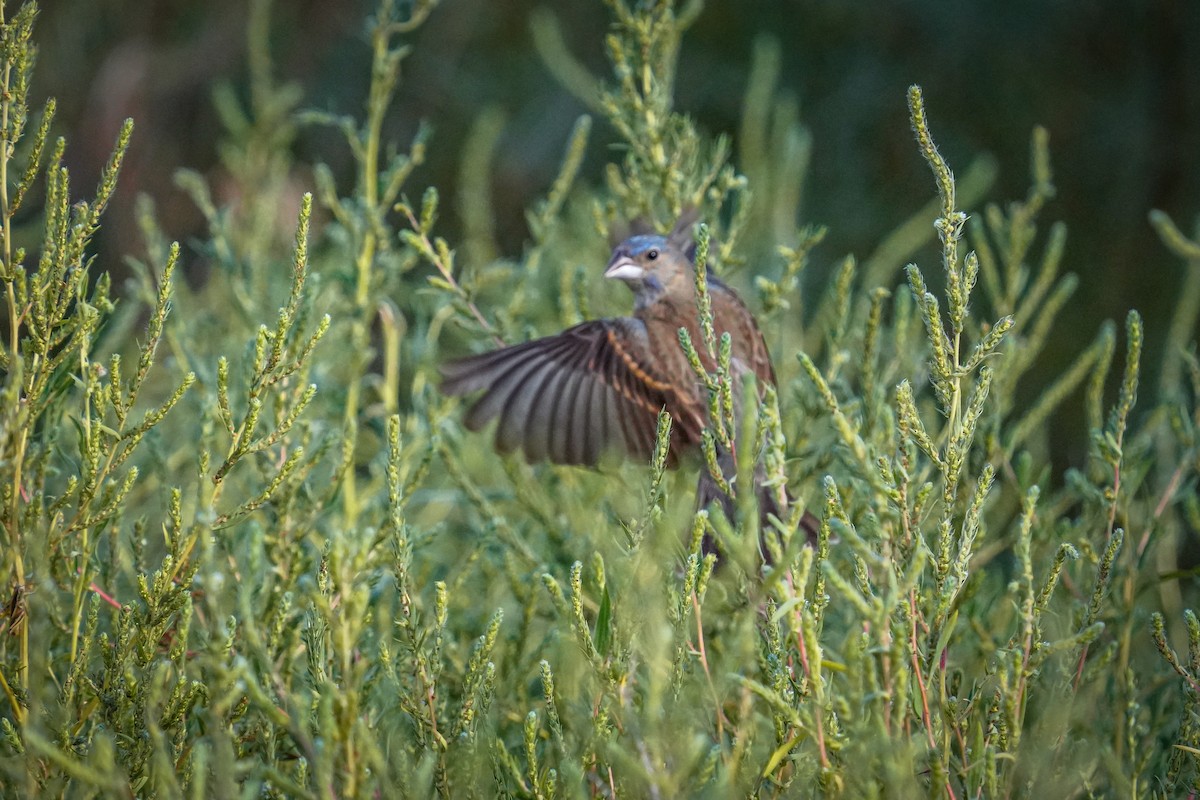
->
xmin=647 ymin=249 xmax=659 ymax=260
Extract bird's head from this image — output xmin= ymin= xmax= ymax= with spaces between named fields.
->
xmin=604 ymin=233 xmax=693 ymax=308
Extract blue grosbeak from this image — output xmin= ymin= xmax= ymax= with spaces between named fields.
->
xmin=442 ymin=218 xmax=812 ymax=542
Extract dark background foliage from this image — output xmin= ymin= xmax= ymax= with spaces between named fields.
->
xmin=38 ymin=0 xmax=1200 ymax=449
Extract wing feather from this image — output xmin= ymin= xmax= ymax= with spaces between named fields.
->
xmin=441 ymin=319 xmax=691 ymax=466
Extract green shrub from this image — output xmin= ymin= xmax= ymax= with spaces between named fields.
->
xmin=2 ymin=0 xmax=1199 ymax=797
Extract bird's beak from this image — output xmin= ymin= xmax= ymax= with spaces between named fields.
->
xmin=604 ymin=256 xmax=643 ymax=282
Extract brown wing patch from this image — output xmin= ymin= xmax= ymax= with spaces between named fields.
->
xmin=442 ymin=320 xmax=697 ymax=467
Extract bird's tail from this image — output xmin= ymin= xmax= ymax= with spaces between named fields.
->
xmin=694 ymin=451 xmax=819 ymax=560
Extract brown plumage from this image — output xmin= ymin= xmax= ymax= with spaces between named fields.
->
xmin=442 ymin=217 xmax=813 ymax=542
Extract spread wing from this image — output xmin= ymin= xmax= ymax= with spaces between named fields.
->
xmin=441 ymin=319 xmax=704 ymax=466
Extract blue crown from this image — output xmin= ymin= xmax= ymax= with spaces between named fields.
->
xmin=620 ymin=234 xmax=668 ymax=257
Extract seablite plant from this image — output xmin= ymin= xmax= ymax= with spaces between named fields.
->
xmin=0 ymin=0 xmax=1198 ymax=797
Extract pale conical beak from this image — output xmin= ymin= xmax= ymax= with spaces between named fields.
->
xmin=604 ymin=256 xmax=644 ymax=281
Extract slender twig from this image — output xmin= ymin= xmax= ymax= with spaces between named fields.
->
xmin=690 ymin=590 xmax=728 ymax=740
xmin=400 ymin=204 xmax=503 ymax=347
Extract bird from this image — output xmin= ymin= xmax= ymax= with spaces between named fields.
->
xmin=440 ymin=215 xmax=816 ymax=549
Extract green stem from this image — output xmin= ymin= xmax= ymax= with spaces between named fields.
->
xmin=0 ymin=1 xmax=31 ymax=705
xmin=341 ymin=12 xmax=396 ymax=527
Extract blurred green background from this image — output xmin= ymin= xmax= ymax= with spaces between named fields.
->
xmin=36 ymin=0 xmax=1200 ymax=460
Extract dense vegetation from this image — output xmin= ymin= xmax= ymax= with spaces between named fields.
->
xmin=2 ymin=1 xmax=1198 ymax=796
